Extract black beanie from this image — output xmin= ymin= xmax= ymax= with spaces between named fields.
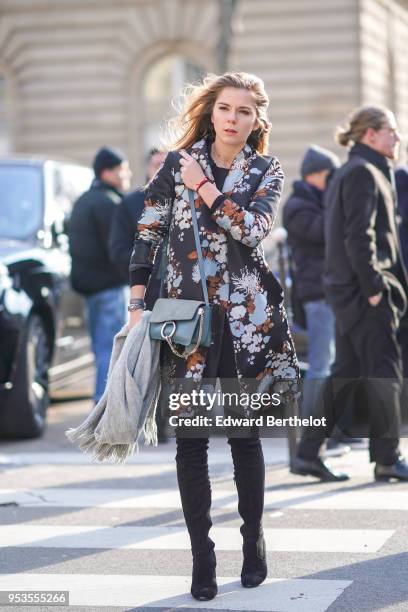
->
xmin=93 ymin=146 xmax=127 ymax=177
xmin=301 ymin=144 xmax=340 ymax=179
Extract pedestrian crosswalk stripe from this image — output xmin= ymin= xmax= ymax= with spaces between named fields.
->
xmin=2 ymin=485 xmax=408 ymax=511
xmin=0 ymin=487 xmax=232 ymax=509
xmin=0 ymin=573 xmax=352 ymax=611
xmin=0 ymin=446 xmax=287 ymax=466
xmin=0 ymin=525 xmax=393 ymax=553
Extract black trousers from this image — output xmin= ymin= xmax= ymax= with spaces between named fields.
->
xmin=175 ymin=313 xmax=265 ymax=554
xmin=298 ymin=301 xmax=402 ymax=465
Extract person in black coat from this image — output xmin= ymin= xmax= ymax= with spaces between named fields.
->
xmin=291 ymin=106 xmax=408 ymax=483
xmin=109 ymin=149 xmax=166 ymax=310
xmin=396 ymin=164 xmax=408 ymax=411
xmin=282 ymin=146 xmax=339 ymax=385
xmin=68 ymin=146 xmax=132 ymax=403
xmin=396 ymin=165 xmax=408 ymax=269
xmin=283 ymin=145 xmax=340 ymax=308
xmin=283 ymin=145 xmax=349 ymax=453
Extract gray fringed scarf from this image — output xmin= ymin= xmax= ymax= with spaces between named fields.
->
xmin=65 ymin=311 xmax=161 ymax=463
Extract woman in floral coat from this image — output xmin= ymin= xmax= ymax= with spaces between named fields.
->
xmin=128 ymin=72 xmax=298 ymax=601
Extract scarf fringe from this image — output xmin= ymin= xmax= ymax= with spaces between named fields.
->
xmin=65 ymin=415 xmax=158 ymax=464
xmin=65 ymin=425 xmax=136 ymax=464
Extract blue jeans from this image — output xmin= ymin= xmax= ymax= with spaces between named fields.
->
xmin=301 ymin=300 xmax=335 ymax=418
xmin=85 ymin=286 xmax=127 ymax=403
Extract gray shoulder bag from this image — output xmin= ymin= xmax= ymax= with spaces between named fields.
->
xmin=149 ymin=190 xmax=212 ymax=360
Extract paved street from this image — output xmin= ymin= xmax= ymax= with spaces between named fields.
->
xmin=0 ymin=399 xmax=408 ymax=611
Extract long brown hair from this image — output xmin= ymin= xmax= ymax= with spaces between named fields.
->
xmin=168 ymin=72 xmax=272 ymax=154
xmin=336 ymin=106 xmax=390 ymax=147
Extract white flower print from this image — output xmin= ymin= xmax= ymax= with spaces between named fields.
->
xmin=240 ymin=323 xmax=257 ymax=347
xmin=191 ymin=263 xmax=201 ymax=285
xmin=192 ymin=259 xmax=219 ymax=284
xmin=230 ymin=305 xmax=246 ymax=319
xmin=230 ymin=291 xmax=246 ymax=304
xmin=153 ymin=202 xmax=169 ymax=221
xmin=230 ymin=320 xmax=245 ymax=337
xmin=179 ymin=209 xmax=191 ymax=230
xmin=231 ymin=266 xmax=261 ymax=297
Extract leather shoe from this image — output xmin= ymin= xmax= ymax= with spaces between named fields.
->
xmin=290 ymin=456 xmax=349 ymax=482
xmin=374 ymin=457 xmax=408 ymax=482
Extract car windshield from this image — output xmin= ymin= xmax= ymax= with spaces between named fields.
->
xmin=0 ymin=165 xmax=43 ymax=240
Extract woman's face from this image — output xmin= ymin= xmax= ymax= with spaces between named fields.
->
xmin=211 ymin=87 xmax=259 ymax=147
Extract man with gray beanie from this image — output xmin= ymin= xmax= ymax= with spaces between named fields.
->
xmin=69 ymin=146 xmax=132 ymax=403
xmin=283 ymin=145 xmax=348 ymax=478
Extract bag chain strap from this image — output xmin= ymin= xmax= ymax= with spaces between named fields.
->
xmin=164 ymin=306 xmax=205 ymax=359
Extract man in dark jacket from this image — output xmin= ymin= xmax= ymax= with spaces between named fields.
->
xmin=396 ymin=165 xmax=408 ymax=269
xmin=291 ymin=106 xmax=408 ymax=482
xmin=283 ymin=146 xmax=339 ymax=403
xmin=69 ymin=146 xmax=132 ymax=403
xmin=283 ymin=146 xmax=351 ymax=455
xmin=395 ymin=164 xmax=408 ymax=414
xmin=109 ymin=148 xmax=166 ymax=310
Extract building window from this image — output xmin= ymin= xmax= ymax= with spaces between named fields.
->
xmin=142 ymin=55 xmax=204 ymax=153
xmin=0 ymin=75 xmax=9 ymax=155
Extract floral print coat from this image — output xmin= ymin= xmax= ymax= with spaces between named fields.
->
xmin=130 ymin=138 xmax=299 ymax=406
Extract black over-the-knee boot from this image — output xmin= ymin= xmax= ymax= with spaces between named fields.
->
xmin=176 ymin=436 xmax=217 ymax=600
xmin=228 ymin=436 xmax=267 ymax=588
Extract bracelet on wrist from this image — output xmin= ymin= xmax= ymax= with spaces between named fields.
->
xmin=195 ymin=177 xmax=211 ymax=192
xmin=128 ymin=298 xmax=145 ymax=313
xmin=127 ymin=303 xmax=144 ymax=312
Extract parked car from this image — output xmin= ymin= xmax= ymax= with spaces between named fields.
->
xmin=0 ymin=157 xmax=94 ymax=439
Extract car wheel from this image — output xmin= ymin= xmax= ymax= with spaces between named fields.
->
xmin=0 ymin=314 xmax=51 ymax=439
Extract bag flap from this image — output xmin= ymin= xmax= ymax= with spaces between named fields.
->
xmin=150 ymin=298 xmax=204 ymax=323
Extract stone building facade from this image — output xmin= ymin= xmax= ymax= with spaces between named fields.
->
xmin=0 ymin=0 xmax=407 ymax=187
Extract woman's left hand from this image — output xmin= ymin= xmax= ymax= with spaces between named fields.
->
xmin=179 ymin=150 xmax=205 ymax=190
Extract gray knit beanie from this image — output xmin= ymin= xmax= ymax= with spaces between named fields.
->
xmin=301 ymin=144 xmax=340 ymax=178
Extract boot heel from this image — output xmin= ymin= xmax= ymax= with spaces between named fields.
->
xmin=191 ymin=550 xmax=218 ymax=601
xmin=375 ymin=474 xmax=391 ymax=482
xmin=241 ymin=536 xmax=267 ymax=588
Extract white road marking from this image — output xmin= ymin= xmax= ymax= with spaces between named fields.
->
xmin=0 ymin=573 xmax=352 ymax=611
xmin=0 ymin=525 xmax=393 ymax=553
xmin=0 ymin=446 xmax=288 ymax=466
xmin=2 ymin=485 xmax=408 ymax=511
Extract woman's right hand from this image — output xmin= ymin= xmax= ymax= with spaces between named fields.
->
xmin=128 ymin=308 xmax=144 ymax=330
